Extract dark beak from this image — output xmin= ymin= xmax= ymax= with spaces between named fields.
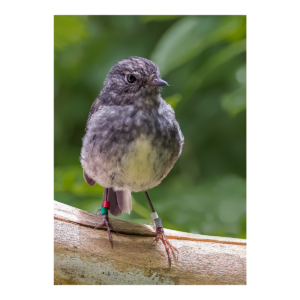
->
xmin=148 ymin=78 xmax=168 ymax=87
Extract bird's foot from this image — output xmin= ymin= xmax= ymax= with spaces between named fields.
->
xmin=95 ymin=212 xmax=117 ymax=248
xmin=152 ymin=225 xmax=179 ymax=268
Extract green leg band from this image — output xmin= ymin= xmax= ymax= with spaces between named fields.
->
xmin=101 ymin=207 xmax=108 ymax=214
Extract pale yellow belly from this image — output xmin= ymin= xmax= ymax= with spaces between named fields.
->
xmin=121 ymin=135 xmax=166 ymax=186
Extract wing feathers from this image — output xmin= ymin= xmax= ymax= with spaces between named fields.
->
xmin=83 ymin=171 xmax=96 ymax=186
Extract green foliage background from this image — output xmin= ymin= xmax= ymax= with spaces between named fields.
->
xmin=54 ymin=15 xmax=246 ymax=239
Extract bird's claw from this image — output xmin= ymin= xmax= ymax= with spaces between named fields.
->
xmin=94 ymin=213 xmax=116 ymax=248
xmin=152 ymin=226 xmax=178 ymax=268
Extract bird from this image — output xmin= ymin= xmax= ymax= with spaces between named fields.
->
xmin=80 ymin=56 xmax=184 ymax=267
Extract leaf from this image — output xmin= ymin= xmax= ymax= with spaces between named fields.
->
xmin=151 ymin=16 xmax=245 ymax=76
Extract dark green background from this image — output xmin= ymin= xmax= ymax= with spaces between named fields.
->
xmin=54 ymin=15 xmax=246 ymax=239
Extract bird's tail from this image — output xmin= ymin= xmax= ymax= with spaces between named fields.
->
xmin=106 ymin=188 xmax=132 ymax=217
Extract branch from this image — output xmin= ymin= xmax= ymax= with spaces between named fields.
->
xmin=54 ymin=200 xmax=246 ymax=285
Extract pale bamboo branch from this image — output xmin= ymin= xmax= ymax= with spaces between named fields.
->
xmin=54 ymin=200 xmax=246 ymax=285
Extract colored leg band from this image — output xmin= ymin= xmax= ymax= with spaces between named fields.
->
xmin=154 ymin=218 xmax=163 ymax=228
xmin=150 ymin=212 xmax=159 ymax=220
xmin=101 ymin=207 xmax=108 ymax=214
xmin=103 ymin=201 xmax=110 ymax=209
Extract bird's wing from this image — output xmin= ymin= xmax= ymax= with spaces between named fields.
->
xmin=83 ymin=171 xmax=96 ymax=186
xmin=85 ymin=97 xmax=101 ymax=131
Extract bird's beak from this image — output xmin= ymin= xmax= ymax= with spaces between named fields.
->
xmin=148 ymin=78 xmax=168 ymax=87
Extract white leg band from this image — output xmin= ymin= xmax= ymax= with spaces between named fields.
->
xmin=150 ymin=212 xmax=159 ymax=220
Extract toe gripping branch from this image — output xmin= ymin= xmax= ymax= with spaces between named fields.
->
xmin=150 ymin=211 xmax=178 ymax=268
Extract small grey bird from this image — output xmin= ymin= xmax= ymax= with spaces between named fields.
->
xmin=80 ymin=56 xmax=184 ymax=267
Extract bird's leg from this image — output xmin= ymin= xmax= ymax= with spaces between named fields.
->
xmin=153 ymin=226 xmax=179 ymax=266
xmin=95 ymin=188 xmax=116 ymax=248
xmin=144 ymin=191 xmax=178 ymax=268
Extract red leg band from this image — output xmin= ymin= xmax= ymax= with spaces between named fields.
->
xmin=103 ymin=201 xmax=110 ymax=209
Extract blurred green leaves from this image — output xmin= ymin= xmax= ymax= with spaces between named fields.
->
xmin=139 ymin=15 xmax=182 ymax=23
xmin=165 ymin=93 xmax=182 ymax=109
xmin=151 ymin=16 xmax=245 ymax=76
xmin=54 ymin=16 xmax=88 ymax=51
xmin=54 ymin=165 xmax=103 ymax=195
xmin=54 ymin=165 xmax=104 ymax=213
xmin=153 ymin=174 xmax=246 ymax=238
xmin=221 ymin=84 xmax=246 ymax=116
xmin=179 ymin=39 xmax=246 ymax=108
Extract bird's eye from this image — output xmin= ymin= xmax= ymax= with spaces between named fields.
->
xmin=127 ymin=74 xmax=136 ymax=83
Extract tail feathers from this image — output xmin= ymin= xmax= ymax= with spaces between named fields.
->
xmin=116 ymin=189 xmax=132 ymax=214
xmin=106 ymin=188 xmax=132 ymax=217
xmin=107 ymin=188 xmax=122 ymax=217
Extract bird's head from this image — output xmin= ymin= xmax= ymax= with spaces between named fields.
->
xmin=101 ymin=56 xmax=168 ymax=107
